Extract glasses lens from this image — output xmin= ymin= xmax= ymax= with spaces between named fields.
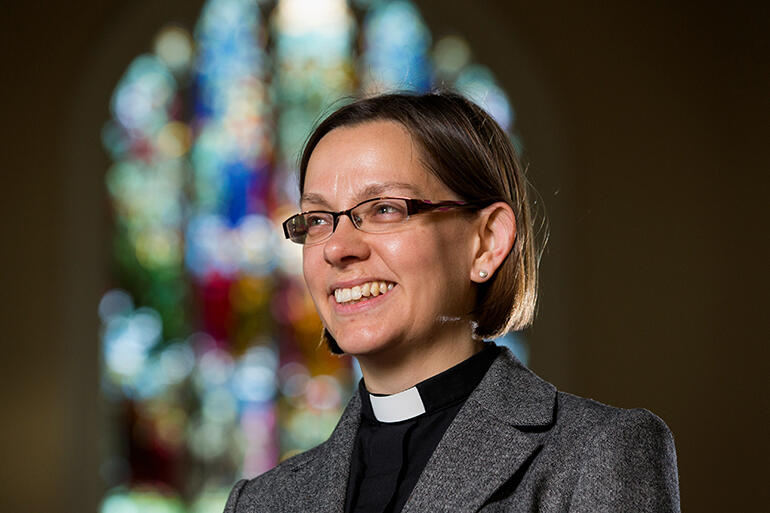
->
xmin=286 ymin=212 xmax=334 ymax=244
xmin=353 ymin=198 xmax=409 ymax=232
xmin=284 ymin=215 xmax=308 ymax=244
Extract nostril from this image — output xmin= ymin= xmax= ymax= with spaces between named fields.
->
xmin=322 ymin=226 xmax=371 ymax=266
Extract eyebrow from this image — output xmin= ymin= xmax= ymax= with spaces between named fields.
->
xmin=300 ymin=181 xmax=425 ymax=210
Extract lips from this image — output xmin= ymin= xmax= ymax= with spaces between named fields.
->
xmin=333 ymin=280 xmax=396 ymax=304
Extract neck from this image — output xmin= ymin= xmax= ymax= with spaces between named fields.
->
xmin=357 ymin=329 xmax=484 ymax=395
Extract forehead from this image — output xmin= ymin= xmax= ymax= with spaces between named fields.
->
xmin=301 ymin=121 xmax=453 ymax=208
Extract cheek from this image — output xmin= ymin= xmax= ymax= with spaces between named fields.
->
xmin=413 ymin=226 xmax=475 ymax=305
xmin=378 ymin=230 xmax=432 ymax=269
xmin=382 ymin=227 xmax=471 ymax=285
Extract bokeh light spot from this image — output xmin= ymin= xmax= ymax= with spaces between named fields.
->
xmin=154 ymin=26 xmax=194 ymax=72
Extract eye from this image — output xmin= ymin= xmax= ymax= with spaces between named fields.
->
xmin=376 ymin=204 xmax=398 ymax=215
xmin=306 ymin=213 xmax=331 ymax=231
xmin=369 ymin=200 xmax=407 ymax=221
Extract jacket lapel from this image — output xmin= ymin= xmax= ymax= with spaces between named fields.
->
xmin=401 ymin=349 xmax=557 ymax=513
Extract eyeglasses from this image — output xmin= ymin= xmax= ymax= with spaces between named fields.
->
xmin=282 ymin=197 xmax=482 ymax=245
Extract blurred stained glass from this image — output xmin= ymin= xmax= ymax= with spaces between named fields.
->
xmin=100 ymin=1 xmax=522 ymax=511
xmin=360 ymin=0 xmax=431 ymax=94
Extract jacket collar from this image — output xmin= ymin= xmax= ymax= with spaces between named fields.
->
xmin=401 ymin=347 xmax=557 ymax=512
xmin=285 ymin=347 xmax=556 ymax=512
xmin=464 ymin=346 xmax=556 ymax=428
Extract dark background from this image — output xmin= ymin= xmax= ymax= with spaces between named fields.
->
xmin=1 ymin=1 xmax=767 ymax=511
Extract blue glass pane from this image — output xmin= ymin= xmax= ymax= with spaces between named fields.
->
xmin=361 ymin=0 xmax=432 ymax=92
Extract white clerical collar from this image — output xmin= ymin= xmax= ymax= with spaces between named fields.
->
xmin=369 ymin=386 xmax=426 ymax=423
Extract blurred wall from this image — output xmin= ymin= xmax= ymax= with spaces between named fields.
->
xmin=1 ymin=1 xmax=767 ymax=512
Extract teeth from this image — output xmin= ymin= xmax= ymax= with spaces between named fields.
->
xmin=334 ymin=281 xmax=395 ymax=304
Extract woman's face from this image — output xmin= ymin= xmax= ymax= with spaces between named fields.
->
xmin=301 ymin=121 xmax=478 ymax=359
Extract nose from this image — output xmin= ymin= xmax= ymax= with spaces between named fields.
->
xmin=323 ymin=214 xmax=370 ymax=267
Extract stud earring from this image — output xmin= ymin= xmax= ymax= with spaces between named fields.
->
xmin=478 ymin=270 xmax=489 ymax=279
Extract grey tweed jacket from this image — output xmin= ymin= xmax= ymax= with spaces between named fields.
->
xmin=224 ymin=348 xmax=680 ymax=512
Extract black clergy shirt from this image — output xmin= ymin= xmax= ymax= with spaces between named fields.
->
xmin=343 ymin=342 xmax=502 ymax=513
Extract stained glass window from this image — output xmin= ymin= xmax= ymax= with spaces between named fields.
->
xmin=99 ymin=1 xmax=523 ymax=511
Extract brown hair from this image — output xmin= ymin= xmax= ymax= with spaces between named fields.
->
xmin=299 ymin=91 xmax=543 ymax=354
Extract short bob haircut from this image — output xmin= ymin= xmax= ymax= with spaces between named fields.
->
xmin=299 ymin=91 xmax=542 ymax=354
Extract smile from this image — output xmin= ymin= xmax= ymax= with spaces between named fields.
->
xmin=333 ymin=281 xmax=396 ymax=304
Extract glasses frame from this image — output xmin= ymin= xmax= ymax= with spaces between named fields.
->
xmin=282 ymin=196 xmax=483 ymax=245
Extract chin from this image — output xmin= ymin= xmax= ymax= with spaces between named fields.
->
xmin=332 ymin=326 xmax=401 ymax=358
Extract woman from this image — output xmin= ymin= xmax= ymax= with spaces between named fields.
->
xmin=224 ymin=92 xmax=680 ymax=512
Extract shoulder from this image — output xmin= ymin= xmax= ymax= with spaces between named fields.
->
xmin=480 ymin=349 xmax=680 ymax=511
xmin=554 ymin=390 xmax=675 ymax=447
xmin=223 ymin=390 xmax=362 ymax=512
xmin=222 ymin=443 xmax=326 ymax=513
xmin=546 ymin=392 xmax=680 ymax=512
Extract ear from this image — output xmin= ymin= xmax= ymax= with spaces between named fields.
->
xmin=470 ymin=202 xmax=516 ymax=283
